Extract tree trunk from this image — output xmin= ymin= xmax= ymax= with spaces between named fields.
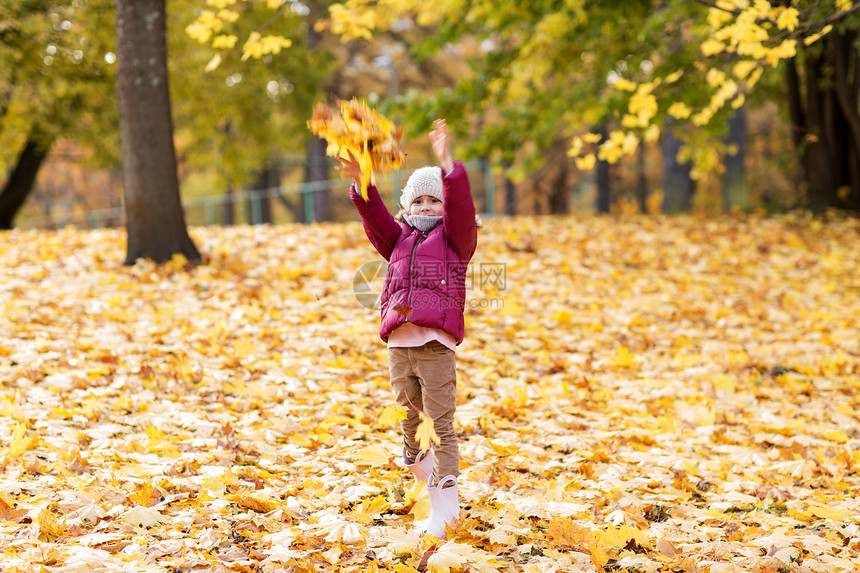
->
xmin=723 ymin=107 xmax=748 ymax=210
xmin=116 ymin=0 xmax=199 ymax=264
xmin=0 ymin=134 xmax=52 ymax=229
xmin=222 ymin=186 xmax=235 ymax=225
xmin=250 ymin=162 xmax=276 ymax=225
xmin=831 ymin=30 xmax=860 ymax=209
xmin=786 ymin=32 xmax=860 ymax=211
xmin=547 ymin=156 xmax=570 ymax=215
xmin=596 ymin=124 xmax=611 ymax=214
xmin=661 ymin=125 xmax=693 ymax=213
xmin=637 ymin=142 xmax=648 ymax=214
xmin=503 ymin=160 xmax=516 ymax=215
xmin=303 ymin=7 xmax=330 ymax=224
xmin=304 ymin=137 xmax=329 ymax=223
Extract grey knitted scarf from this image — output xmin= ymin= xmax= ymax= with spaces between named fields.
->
xmin=403 ymin=214 xmax=443 ymax=232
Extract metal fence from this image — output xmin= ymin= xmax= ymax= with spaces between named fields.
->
xmin=18 ymin=160 xmax=497 ymax=230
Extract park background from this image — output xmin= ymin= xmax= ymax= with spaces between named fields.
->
xmin=2 ymin=0 xmax=859 ymax=235
xmin=1 ymin=1 xmax=859 ymax=573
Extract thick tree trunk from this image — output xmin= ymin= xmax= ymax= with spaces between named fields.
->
xmin=661 ymin=125 xmax=693 ymax=213
xmin=786 ymin=32 xmax=860 ymax=211
xmin=831 ymin=30 xmax=860 ymax=209
xmin=723 ymin=107 xmax=748 ymax=210
xmin=0 ymin=134 xmax=52 ymax=229
xmin=116 ymin=0 xmax=199 ymax=264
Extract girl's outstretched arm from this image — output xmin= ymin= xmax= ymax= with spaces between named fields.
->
xmin=341 ymin=151 xmax=401 ymax=260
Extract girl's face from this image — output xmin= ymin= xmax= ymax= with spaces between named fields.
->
xmin=409 ymin=195 xmax=443 ymax=216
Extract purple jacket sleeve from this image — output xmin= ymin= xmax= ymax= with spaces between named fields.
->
xmin=350 ymin=182 xmax=402 ymax=261
xmin=442 ymin=160 xmax=477 ymax=261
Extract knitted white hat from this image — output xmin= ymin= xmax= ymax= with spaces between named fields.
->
xmin=400 ymin=166 xmax=443 ymax=210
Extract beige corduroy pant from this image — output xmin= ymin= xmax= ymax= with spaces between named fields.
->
xmin=388 ymin=341 xmax=459 ymax=484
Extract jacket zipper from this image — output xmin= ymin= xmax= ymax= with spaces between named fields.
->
xmin=404 ymin=232 xmax=427 ymax=320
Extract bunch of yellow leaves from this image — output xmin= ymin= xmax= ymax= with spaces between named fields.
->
xmin=308 ymin=98 xmax=406 ymax=199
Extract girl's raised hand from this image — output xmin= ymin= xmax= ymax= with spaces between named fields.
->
xmin=429 ymin=119 xmax=454 ymax=175
xmin=335 ymin=151 xmax=362 ymax=184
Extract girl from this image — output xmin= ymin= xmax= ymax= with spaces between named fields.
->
xmin=337 ymin=119 xmax=478 ymax=538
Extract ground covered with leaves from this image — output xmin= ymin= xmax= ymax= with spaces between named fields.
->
xmin=1 ymin=213 xmax=859 ymax=573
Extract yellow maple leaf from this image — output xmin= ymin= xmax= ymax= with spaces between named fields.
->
xmin=595 ymin=523 xmax=650 ymax=549
xmin=823 ymin=430 xmax=849 ymax=444
xmin=416 ymin=412 xmax=441 ymax=452
xmin=610 ymin=346 xmax=638 ymax=368
xmin=129 ymin=482 xmax=162 ymax=507
xmin=547 ymin=516 xmax=591 ymax=548
xmin=574 ymin=153 xmax=596 ymax=171
xmin=409 ymin=485 xmax=431 ymax=521
xmin=425 ymin=539 xmax=472 ymax=572
xmin=226 ymin=492 xmax=280 ymax=513
xmin=37 ymin=508 xmax=67 ymax=539
xmin=776 ymin=7 xmax=799 ymax=31
xmin=9 ymin=424 xmax=36 ymax=457
xmin=807 ymin=503 xmax=851 ymax=521
xmin=587 ymin=541 xmax=609 ymax=571
xmin=353 ymin=495 xmax=391 ymax=524
xmin=378 ymin=403 xmax=408 ymax=428
xmin=352 ymin=445 xmax=391 ymax=467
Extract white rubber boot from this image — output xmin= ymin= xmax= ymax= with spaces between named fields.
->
xmin=403 ymin=447 xmax=434 ymax=484
xmin=421 ymin=475 xmax=459 ymax=539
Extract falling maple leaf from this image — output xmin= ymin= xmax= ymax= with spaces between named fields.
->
xmin=415 ymin=412 xmax=441 ymax=452
xmin=307 ymin=97 xmax=406 ymax=199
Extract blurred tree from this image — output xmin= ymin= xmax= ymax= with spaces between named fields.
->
xmin=0 ymin=0 xmax=118 ymax=229
xmin=1 ymin=0 xmax=335 ymax=229
xmin=314 ymin=0 xmax=858 ymax=212
xmin=174 ymin=0 xmax=333 ymax=221
xmin=116 ymin=0 xmax=200 ymax=263
xmin=786 ymin=26 xmax=860 ymax=210
xmin=186 ymin=0 xmax=470 ymax=219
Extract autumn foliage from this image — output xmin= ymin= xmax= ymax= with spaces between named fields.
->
xmin=308 ymin=98 xmax=406 ymax=199
xmin=1 ymin=214 xmax=859 ymax=572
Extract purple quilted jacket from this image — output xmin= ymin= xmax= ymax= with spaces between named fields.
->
xmin=350 ymin=161 xmax=477 ymax=344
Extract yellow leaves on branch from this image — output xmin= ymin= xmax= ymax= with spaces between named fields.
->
xmin=574 ymin=1 xmax=845 ymax=175
xmin=241 ymin=31 xmax=292 ymax=61
xmin=328 ymin=3 xmax=379 ymax=41
xmin=185 ymin=0 xmax=293 ymax=69
xmin=308 ymin=98 xmax=406 ymax=198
